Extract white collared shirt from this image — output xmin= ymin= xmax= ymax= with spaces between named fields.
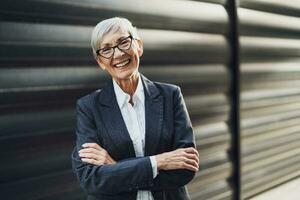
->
xmin=113 ymin=73 xmax=158 ymax=200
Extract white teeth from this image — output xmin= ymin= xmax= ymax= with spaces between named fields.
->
xmin=115 ymin=60 xmax=130 ymax=68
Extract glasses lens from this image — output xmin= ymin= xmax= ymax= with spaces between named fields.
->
xmin=118 ymin=37 xmax=132 ymax=50
xmin=97 ymin=36 xmax=133 ymax=58
xmin=99 ymin=47 xmax=113 ymax=58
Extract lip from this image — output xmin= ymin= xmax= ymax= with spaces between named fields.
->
xmin=113 ymin=59 xmax=131 ymax=69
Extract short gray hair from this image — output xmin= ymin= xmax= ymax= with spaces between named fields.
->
xmin=91 ymin=17 xmax=140 ymax=59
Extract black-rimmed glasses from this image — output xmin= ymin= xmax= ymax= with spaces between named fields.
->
xmin=96 ymin=35 xmax=134 ymax=59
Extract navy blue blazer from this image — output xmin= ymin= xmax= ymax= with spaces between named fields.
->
xmin=71 ymin=74 xmax=196 ymax=200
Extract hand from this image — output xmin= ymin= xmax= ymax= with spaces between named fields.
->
xmin=155 ymin=147 xmax=199 ymax=172
xmin=78 ymin=143 xmax=116 ymax=166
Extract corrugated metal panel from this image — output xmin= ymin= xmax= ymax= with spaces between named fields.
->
xmin=239 ymin=0 xmax=300 ymax=199
xmin=0 ymin=0 xmax=233 ymax=200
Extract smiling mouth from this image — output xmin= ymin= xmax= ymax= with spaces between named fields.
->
xmin=114 ymin=59 xmax=131 ymax=68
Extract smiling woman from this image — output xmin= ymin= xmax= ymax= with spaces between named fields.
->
xmin=91 ymin=18 xmax=143 ymax=94
xmin=71 ymin=17 xmax=199 ymax=200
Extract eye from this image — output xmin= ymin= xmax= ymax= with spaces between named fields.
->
xmin=100 ymin=47 xmax=112 ymax=54
xmin=121 ymin=39 xmax=130 ymax=45
xmin=119 ymin=38 xmax=131 ymax=49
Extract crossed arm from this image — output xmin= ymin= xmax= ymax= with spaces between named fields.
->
xmin=72 ymin=87 xmax=199 ymax=195
xmin=78 ymin=143 xmax=199 ymax=173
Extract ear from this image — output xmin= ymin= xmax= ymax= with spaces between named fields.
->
xmin=136 ymin=39 xmax=143 ymax=57
xmin=96 ymin=57 xmax=106 ymax=70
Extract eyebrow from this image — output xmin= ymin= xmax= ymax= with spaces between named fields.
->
xmin=101 ymin=36 xmax=128 ymax=47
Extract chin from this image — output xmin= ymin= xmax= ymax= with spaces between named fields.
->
xmin=116 ymin=67 xmax=138 ymax=79
xmin=114 ymin=70 xmax=134 ymax=81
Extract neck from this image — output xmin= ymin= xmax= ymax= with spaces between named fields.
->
xmin=114 ymin=72 xmax=139 ymax=97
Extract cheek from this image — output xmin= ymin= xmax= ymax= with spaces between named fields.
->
xmin=130 ymin=49 xmax=140 ymax=62
xmin=105 ymin=59 xmax=115 ymax=68
xmin=132 ymin=54 xmax=140 ymax=66
xmin=102 ymin=62 xmax=110 ymax=70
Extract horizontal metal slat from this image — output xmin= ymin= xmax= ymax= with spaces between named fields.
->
xmin=242 ymin=117 xmax=300 ymax=137
xmin=0 ymin=107 xmax=74 ymax=139
xmin=0 ymin=22 xmax=229 ymax=65
xmin=240 ymin=36 xmax=300 ymax=62
xmin=239 ymin=8 xmax=300 ymax=38
xmin=0 ymin=139 xmax=73 ymax=183
xmin=242 ymin=138 xmax=300 ymax=165
xmin=243 ymin=148 xmax=300 ymax=173
xmin=0 ymin=0 xmax=228 ymax=34
xmin=191 ymin=162 xmax=232 ymax=188
xmin=189 ymin=180 xmax=232 ymax=200
xmin=242 ymin=171 xmax=300 ymax=199
xmin=242 ymin=131 xmax=300 ymax=156
xmin=240 ymin=0 xmax=300 ymax=17
xmin=242 ymin=160 xmax=300 ymax=199
xmin=0 ymin=169 xmax=81 ymax=200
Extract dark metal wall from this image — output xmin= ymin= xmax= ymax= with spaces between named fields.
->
xmin=0 ymin=0 xmax=299 ymax=200
xmin=239 ymin=0 xmax=300 ymax=199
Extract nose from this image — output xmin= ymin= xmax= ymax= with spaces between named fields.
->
xmin=113 ymin=47 xmax=125 ymax=59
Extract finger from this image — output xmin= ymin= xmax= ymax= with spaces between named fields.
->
xmin=177 ymin=156 xmax=198 ymax=169
xmin=82 ymin=158 xmax=107 ymax=166
xmin=194 ymin=149 xmax=199 ymax=157
xmin=80 ymin=149 xmax=114 ymax=164
xmin=79 ymin=151 xmax=114 ymax=165
xmin=183 ymin=147 xmax=197 ymax=154
xmin=108 ymin=158 xmax=116 ymax=164
xmin=105 ymin=154 xmax=116 ymax=164
xmin=181 ymin=162 xmax=199 ymax=172
xmin=79 ymin=152 xmax=100 ymax=160
xmin=184 ymin=147 xmax=199 ymax=156
xmin=184 ymin=153 xmax=199 ymax=164
xmin=82 ymin=143 xmax=102 ymax=151
xmin=81 ymin=158 xmax=99 ymax=165
xmin=82 ymin=143 xmax=103 ymax=151
xmin=175 ymin=156 xmax=197 ymax=168
xmin=185 ymin=158 xmax=199 ymax=169
xmin=79 ymin=148 xmax=101 ymax=155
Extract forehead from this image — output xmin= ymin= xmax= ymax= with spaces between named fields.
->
xmin=101 ymin=28 xmax=129 ymax=46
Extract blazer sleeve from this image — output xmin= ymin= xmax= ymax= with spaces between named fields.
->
xmin=150 ymin=86 xmax=197 ymax=191
xmin=71 ymin=100 xmax=154 ymax=195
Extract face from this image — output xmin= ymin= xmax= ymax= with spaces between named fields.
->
xmin=96 ymin=29 xmax=143 ymax=82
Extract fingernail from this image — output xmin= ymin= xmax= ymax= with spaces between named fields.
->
xmin=82 ymin=144 xmax=87 ymax=147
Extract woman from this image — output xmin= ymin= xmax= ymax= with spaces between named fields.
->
xmin=71 ymin=17 xmax=199 ymax=200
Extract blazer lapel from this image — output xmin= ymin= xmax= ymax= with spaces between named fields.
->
xmin=141 ymin=75 xmax=164 ymax=156
xmin=97 ymin=75 xmax=164 ymax=159
xmin=98 ymin=79 xmax=136 ymax=159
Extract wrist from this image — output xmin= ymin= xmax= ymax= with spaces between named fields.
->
xmin=155 ymin=153 xmax=164 ymax=170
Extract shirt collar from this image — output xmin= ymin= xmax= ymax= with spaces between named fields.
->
xmin=113 ymin=73 xmax=144 ymax=108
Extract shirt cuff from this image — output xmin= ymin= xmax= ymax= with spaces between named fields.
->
xmin=149 ymin=156 xmax=159 ymax=179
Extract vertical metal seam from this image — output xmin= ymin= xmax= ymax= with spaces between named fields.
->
xmin=225 ymin=0 xmax=241 ymax=200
